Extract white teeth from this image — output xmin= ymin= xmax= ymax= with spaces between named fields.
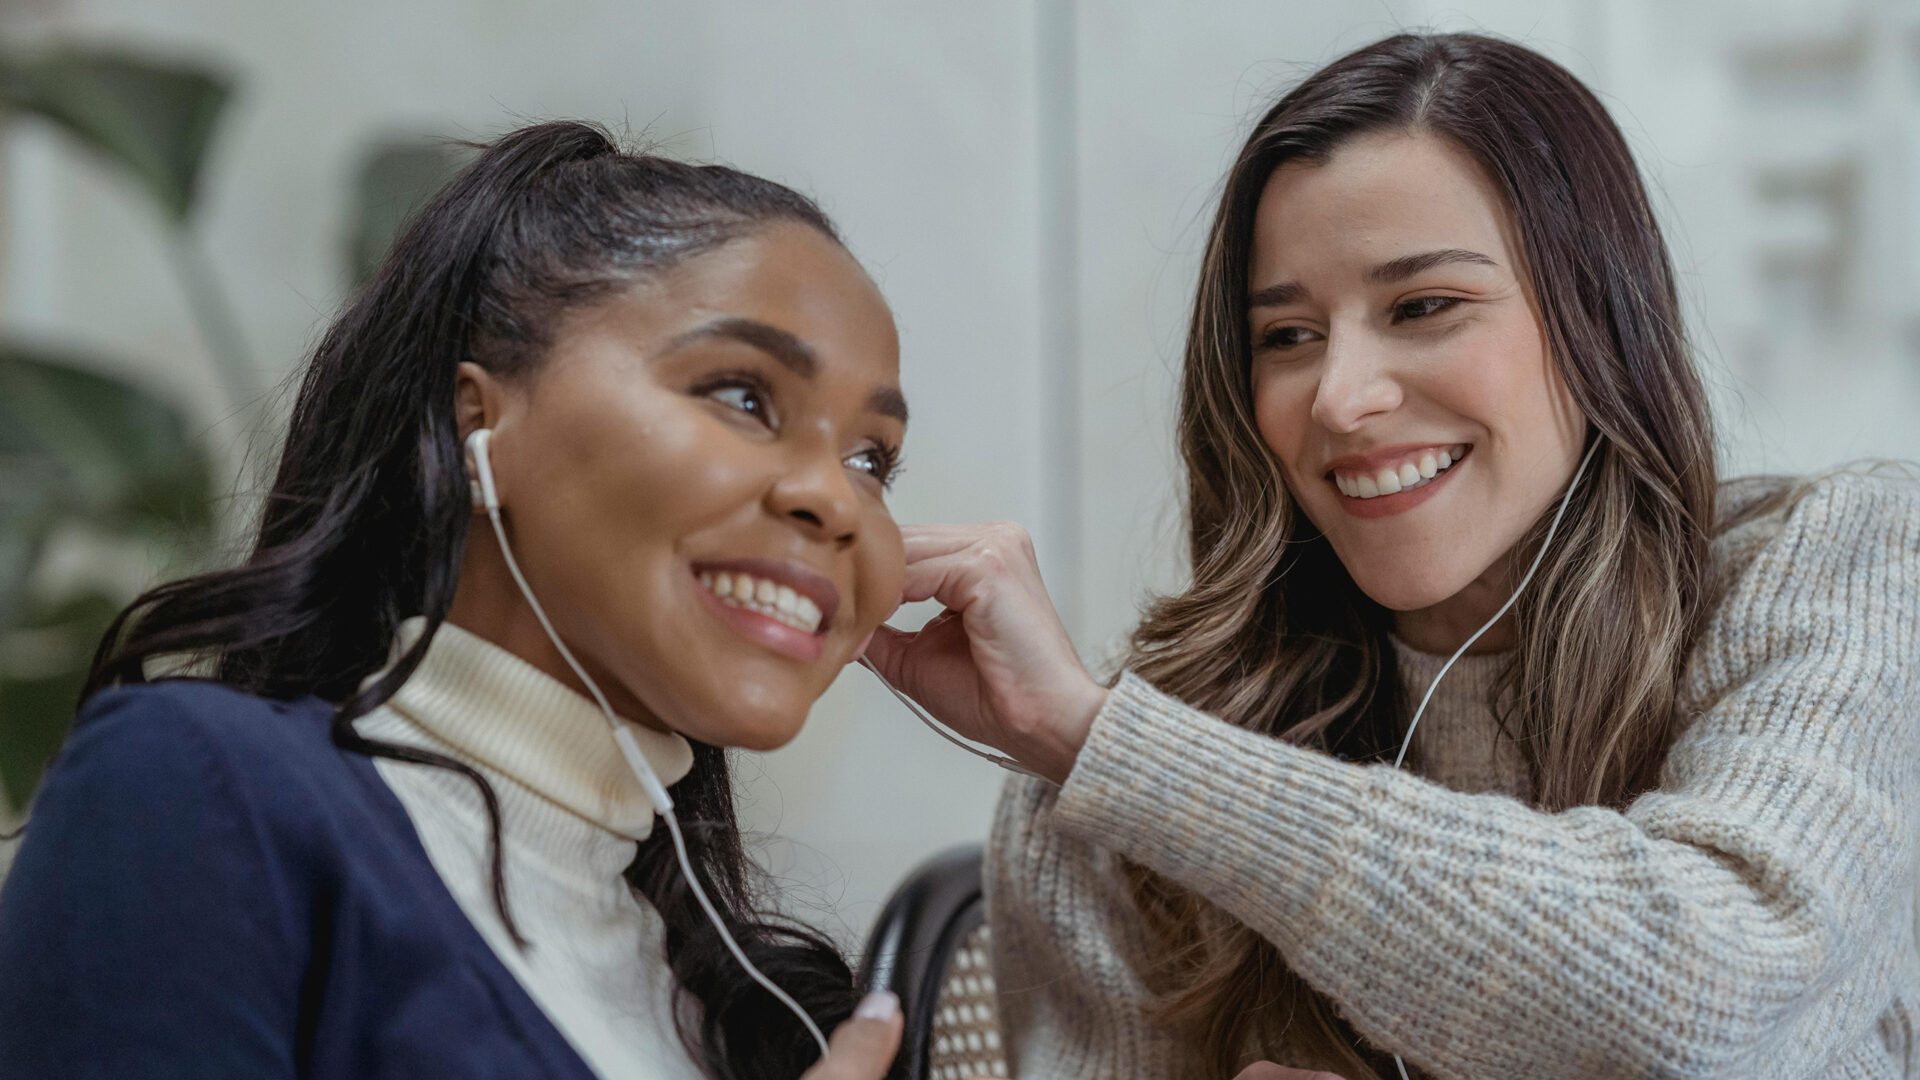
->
xmin=699 ymin=570 xmax=824 ymax=634
xmin=1332 ymin=446 xmax=1465 ymax=500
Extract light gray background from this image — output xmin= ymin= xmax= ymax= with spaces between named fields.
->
xmin=4 ymin=0 xmax=1917 ymax=939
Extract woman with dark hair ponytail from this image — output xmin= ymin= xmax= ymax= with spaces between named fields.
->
xmin=0 ymin=120 xmax=921 ymax=1080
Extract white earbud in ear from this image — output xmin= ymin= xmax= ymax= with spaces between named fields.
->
xmin=453 ymin=417 xmax=827 ymax=1053
xmin=465 ymin=428 xmax=500 ymax=512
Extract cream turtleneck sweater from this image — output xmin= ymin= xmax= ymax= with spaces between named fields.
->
xmin=355 ymin=618 xmax=707 ymax=1080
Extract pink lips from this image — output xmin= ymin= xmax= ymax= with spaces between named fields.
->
xmin=1324 ymin=443 xmax=1472 ymax=520
xmin=690 ymin=557 xmax=841 ymax=663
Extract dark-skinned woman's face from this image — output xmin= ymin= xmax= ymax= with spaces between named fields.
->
xmin=457 ymin=222 xmax=906 ymax=751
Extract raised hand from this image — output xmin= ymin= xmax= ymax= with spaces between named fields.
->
xmin=861 ymin=522 xmax=1106 ymax=784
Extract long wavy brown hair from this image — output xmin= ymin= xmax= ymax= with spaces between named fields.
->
xmin=1123 ymin=33 xmax=1720 ymax=1078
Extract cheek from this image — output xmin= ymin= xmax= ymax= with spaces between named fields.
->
xmin=1440 ymin=317 xmax=1559 ymax=435
xmin=851 ymin=514 xmax=905 ymax=631
xmin=1250 ymin=369 xmax=1316 ymax=478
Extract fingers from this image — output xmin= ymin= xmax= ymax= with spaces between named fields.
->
xmin=900 ymin=520 xmax=1037 ymax=563
xmin=798 ymin=992 xmax=903 ymax=1080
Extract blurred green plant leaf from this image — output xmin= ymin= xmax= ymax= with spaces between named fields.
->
xmin=0 ymin=590 xmax=122 ymax=813
xmin=347 ymin=137 xmax=471 ymax=286
xmin=0 ymin=347 xmax=216 ymax=813
xmin=0 ymin=45 xmax=231 ymax=222
xmin=0 ymin=342 xmax=216 ymax=536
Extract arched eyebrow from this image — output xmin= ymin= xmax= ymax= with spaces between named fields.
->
xmin=665 ymin=316 xmax=818 ymax=377
xmin=662 ymin=315 xmax=908 ymax=424
xmin=1366 ymin=248 xmax=1497 ymax=284
xmin=1248 ymin=248 xmax=1499 ymax=309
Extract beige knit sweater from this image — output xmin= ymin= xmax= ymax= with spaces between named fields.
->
xmin=986 ymin=473 xmax=1920 ymax=1079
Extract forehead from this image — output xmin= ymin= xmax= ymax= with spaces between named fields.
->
xmin=1250 ymin=131 xmax=1520 ymax=278
xmin=563 ymin=221 xmax=901 ymax=381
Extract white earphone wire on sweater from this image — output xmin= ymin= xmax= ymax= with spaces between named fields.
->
xmin=1390 ymin=436 xmax=1599 ymax=1080
xmin=465 ymin=429 xmax=831 ymax=1060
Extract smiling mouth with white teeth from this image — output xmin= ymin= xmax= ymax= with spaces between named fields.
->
xmin=1331 ymin=444 xmax=1470 ymax=499
xmin=698 ymin=570 xmax=825 ymax=634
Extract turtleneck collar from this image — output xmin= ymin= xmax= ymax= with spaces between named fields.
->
xmin=376 ymin=616 xmax=695 ymax=841
xmin=1389 ymin=633 xmax=1506 ymax=714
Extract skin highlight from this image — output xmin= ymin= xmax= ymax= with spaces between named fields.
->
xmin=1246 ymin=131 xmax=1586 ymax=653
xmin=449 ymin=222 xmax=907 ymax=752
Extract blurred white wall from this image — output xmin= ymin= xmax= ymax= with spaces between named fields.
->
xmin=5 ymin=0 xmax=1919 ymax=938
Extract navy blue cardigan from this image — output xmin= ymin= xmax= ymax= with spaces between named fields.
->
xmin=0 ymin=680 xmax=604 ymax=1080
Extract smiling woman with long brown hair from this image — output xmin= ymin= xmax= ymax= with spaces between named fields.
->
xmin=0 ymin=121 xmax=920 ymax=1080
xmin=866 ymin=33 xmax=1920 ymax=1080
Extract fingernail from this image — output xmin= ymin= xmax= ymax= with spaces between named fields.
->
xmin=854 ymin=990 xmax=899 ymax=1020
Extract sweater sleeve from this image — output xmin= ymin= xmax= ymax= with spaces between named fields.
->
xmin=1043 ymin=473 xmax=1920 ymax=1080
xmin=0 ymin=686 xmax=305 ymax=1079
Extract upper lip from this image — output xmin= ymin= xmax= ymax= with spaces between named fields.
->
xmin=1321 ymin=442 xmax=1469 ymax=478
xmin=691 ymin=556 xmax=842 ymax=631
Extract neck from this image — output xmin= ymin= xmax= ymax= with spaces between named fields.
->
xmin=1392 ymin=553 xmax=1520 ymax=655
xmin=449 ymin=516 xmax=675 ymax=734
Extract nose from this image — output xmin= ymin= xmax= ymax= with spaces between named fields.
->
xmin=1309 ymin=330 xmax=1403 ymax=434
xmin=766 ymin=449 xmax=862 ymax=547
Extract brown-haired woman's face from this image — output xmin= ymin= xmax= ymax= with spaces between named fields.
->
xmin=1246 ymin=131 xmax=1585 ymax=646
xmin=454 ymin=222 xmax=906 ymax=750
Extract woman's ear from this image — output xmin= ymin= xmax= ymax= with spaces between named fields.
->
xmin=456 ymin=362 xmax=509 ymax=513
xmin=454 ymin=361 xmax=502 ymax=442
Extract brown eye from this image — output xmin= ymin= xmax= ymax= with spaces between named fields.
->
xmin=1258 ymin=325 xmax=1322 ymax=350
xmin=844 ymin=445 xmax=902 ymax=489
xmin=1394 ymin=296 xmax=1463 ymax=322
xmin=699 ymin=376 xmax=777 ymax=429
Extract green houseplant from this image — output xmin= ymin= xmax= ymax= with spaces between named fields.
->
xmin=0 ymin=44 xmax=467 ymax=817
xmin=0 ymin=46 xmax=230 ymax=816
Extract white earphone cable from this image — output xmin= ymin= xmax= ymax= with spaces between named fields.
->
xmin=1389 ymin=437 xmax=1599 ymax=1080
xmin=469 ymin=431 xmax=830 ymax=1060
xmin=856 ymin=654 xmax=1053 ymax=783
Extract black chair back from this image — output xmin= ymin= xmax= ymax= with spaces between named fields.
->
xmin=860 ymin=844 xmax=987 ymax=1080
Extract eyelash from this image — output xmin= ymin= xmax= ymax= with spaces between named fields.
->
xmin=693 ymin=370 xmax=904 ymax=489
xmin=1256 ymin=296 xmax=1466 ymax=349
xmin=1392 ymin=295 xmax=1463 ymax=322
xmin=695 ymin=371 xmax=775 ymax=422
xmin=848 ymin=443 xmax=905 ymax=490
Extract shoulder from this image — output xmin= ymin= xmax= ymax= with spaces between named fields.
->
xmin=1689 ymin=470 xmax=1920 ymax=704
xmin=1708 ymin=469 xmax=1920 ymax=604
xmin=51 ymin=681 xmax=348 ymax=831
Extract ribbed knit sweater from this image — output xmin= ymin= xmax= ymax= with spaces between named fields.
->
xmin=358 ymin=618 xmax=707 ymax=1080
xmin=986 ymin=473 xmax=1920 ymax=1079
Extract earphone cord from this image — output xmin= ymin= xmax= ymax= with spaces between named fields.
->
xmin=1389 ymin=437 xmax=1599 ymax=1080
xmin=856 ymin=655 xmax=1055 ymax=784
xmin=483 ymin=504 xmax=832 ymax=1060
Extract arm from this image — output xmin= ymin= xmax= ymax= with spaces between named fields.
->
xmin=1049 ymin=475 xmax=1918 ymax=1079
xmin=985 ymin=773 xmax=1196 ymax=1078
xmin=872 ymin=476 xmax=1919 ymax=1079
xmin=0 ymin=687 xmax=306 ymax=1079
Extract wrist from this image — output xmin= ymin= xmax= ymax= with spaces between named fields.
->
xmin=1028 ymin=679 xmax=1106 ymax=785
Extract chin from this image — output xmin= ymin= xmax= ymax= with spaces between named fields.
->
xmin=1344 ymin=565 xmax=1465 ymax=614
xmin=671 ymin=694 xmax=810 ymax=752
